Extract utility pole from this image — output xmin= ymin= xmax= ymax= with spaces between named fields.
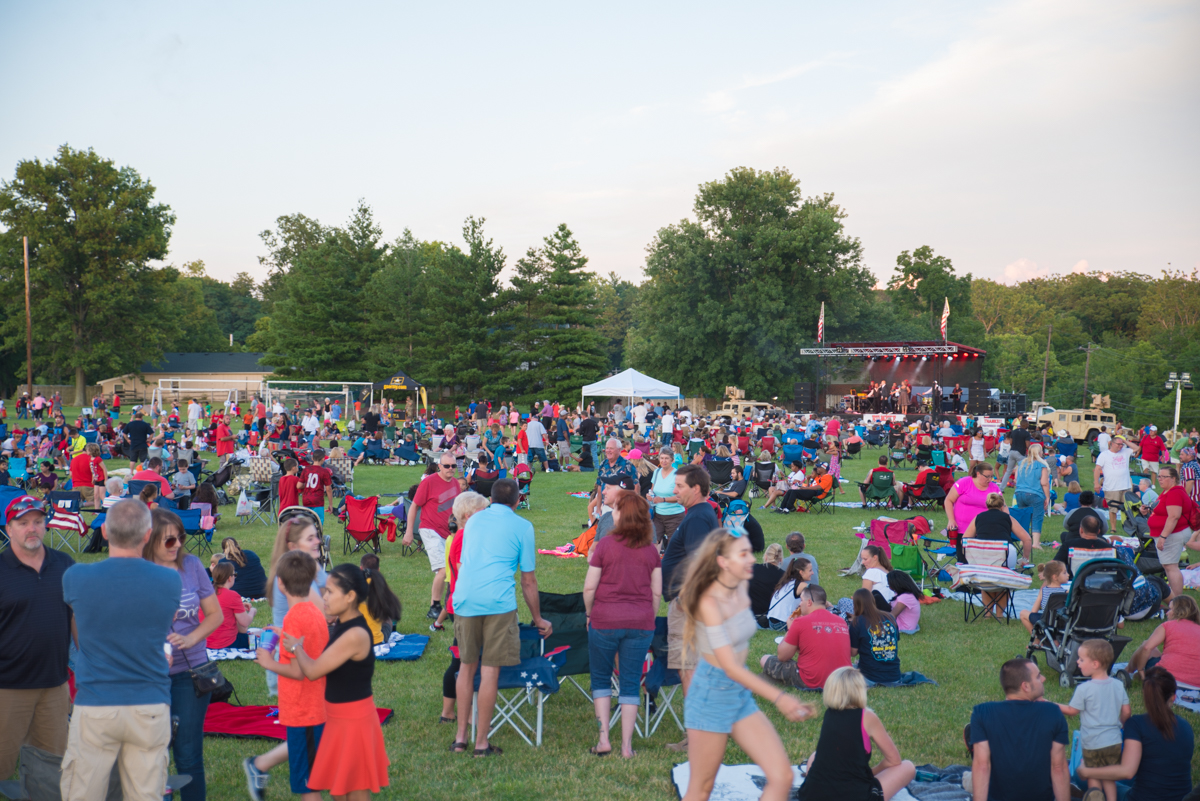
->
xmin=1079 ymin=342 xmax=1099 ymax=407
xmin=1165 ymin=372 xmax=1194 ymax=440
xmin=1040 ymin=323 xmax=1053 ymax=404
xmin=23 ymin=236 xmax=33 ymax=397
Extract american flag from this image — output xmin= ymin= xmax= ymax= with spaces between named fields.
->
xmin=818 ymin=302 xmax=825 ymax=344
xmin=940 ymin=297 xmax=949 ymax=341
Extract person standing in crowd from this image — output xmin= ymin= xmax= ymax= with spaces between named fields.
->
xmin=1094 ymin=436 xmax=1133 ymax=535
xmin=1135 ymin=425 xmax=1167 ymax=487
xmin=578 ymin=409 xmax=601 ymax=470
xmin=60 ymin=500 xmax=182 ymax=801
xmin=215 ymin=415 xmax=235 ymax=467
xmin=525 ymin=415 xmax=549 ymax=472
xmin=944 ymin=463 xmax=1000 ymax=558
xmin=677 ymin=529 xmax=815 ymax=801
xmin=969 ymin=658 xmax=1070 ymax=801
xmin=1147 ymin=465 xmax=1196 ymax=601
xmin=299 ymin=449 xmax=333 ymax=524
xmin=451 ymin=479 xmax=551 ymax=757
xmin=282 ymin=564 xmax=389 ymax=797
xmin=583 ymin=491 xmax=661 ymax=758
xmin=1013 ymin=444 xmax=1052 ymax=550
xmin=797 ymin=667 xmax=916 ymax=801
xmin=436 ymin=492 xmax=490 ymax=721
xmin=0 ymin=496 xmax=74 ymax=781
xmin=144 ymin=509 xmax=223 ymax=801
xmin=403 ymin=452 xmax=461 ymax=621
xmin=589 ymin=438 xmax=633 ymax=520
xmin=648 ymin=448 xmax=685 ymax=547
xmin=124 ymin=411 xmax=154 ymax=467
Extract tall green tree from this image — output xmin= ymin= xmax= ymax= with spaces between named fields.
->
xmin=593 ymin=272 xmax=639 ymax=372
xmin=887 ymin=245 xmax=981 ymax=344
xmin=363 ymin=229 xmax=430 ymax=375
xmin=629 ymin=167 xmax=872 ymax=398
xmin=1024 ymin=271 xmax=1151 ymax=340
xmin=257 ymin=213 xmax=331 ymax=312
xmin=0 ymin=145 xmax=175 ymax=404
xmin=261 ymin=202 xmax=385 ymax=380
xmin=161 ymin=265 xmax=229 ymax=352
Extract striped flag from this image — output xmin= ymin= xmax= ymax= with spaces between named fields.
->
xmin=940 ymin=297 xmax=949 ymax=341
xmin=818 ymin=302 xmax=825 ymax=344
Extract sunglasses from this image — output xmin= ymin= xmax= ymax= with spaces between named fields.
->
xmin=163 ymin=536 xmax=180 ymax=548
xmin=6 ymin=498 xmax=45 ymax=520
xmin=440 ymin=463 xmax=455 ymax=469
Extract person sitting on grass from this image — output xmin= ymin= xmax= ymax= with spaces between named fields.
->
xmin=1125 ymin=595 xmax=1200 ymax=687
xmin=797 ymin=666 xmax=916 ymax=801
xmin=759 ymin=584 xmax=851 ymax=690
xmin=849 ymin=589 xmax=901 ymax=686
xmin=762 ymin=557 xmax=812 ymax=631
xmin=206 ymin=560 xmax=258 ymax=649
xmin=1055 ymin=639 xmax=1130 ymax=801
xmin=886 ymin=571 xmax=923 ymax=635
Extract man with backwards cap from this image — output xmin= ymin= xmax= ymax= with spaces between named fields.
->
xmin=0 ymin=495 xmax=74 ymax=779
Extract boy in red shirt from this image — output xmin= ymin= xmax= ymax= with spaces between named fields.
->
xmin=278 ymin=458 xmax=302 ymax=519
xmin=299 ymin=449 xmax=333 ymax=524
xmin=249 ymin=551 xmax=328 ymax=801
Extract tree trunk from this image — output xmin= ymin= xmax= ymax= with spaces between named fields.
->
xmin=75 ymin=365 xmax=87 ymax=407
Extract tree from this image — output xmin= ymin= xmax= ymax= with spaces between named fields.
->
xmin=160 ymin=267 xmax=229 ymax=352
xmin=984 ymin=333 xmax=1061 ymax=394
xmin=888 ymin=246 xmax=981 ymax=343
xmin=0 ymin=145 xmax=175 ymax=404
xmin=1024 ymin=271 xmax=1151 ymax=340
xmin=257 ymin=213 xmax=331 ymax=312
xmin=593 ymin=272 xmax=639 ymax=372
xmin=1136 ymin=269 xmax=1200 ymax=353
xmin=629 ymin=167 xmax=873 ymax=398
xmin=262 ymin=202 xmax=385 ymax=380
xmin=971 ymin=279 xmax=1048 ymax=336
xmin=363 ymin=229 xmax=430 ymax=375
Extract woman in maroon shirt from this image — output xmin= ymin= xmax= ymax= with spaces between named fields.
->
xmin=583 ymin=491 xmax=662 ymax=758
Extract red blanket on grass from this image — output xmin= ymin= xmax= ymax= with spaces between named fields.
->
xmin=203 ymin=702 xmax=393 ymax=739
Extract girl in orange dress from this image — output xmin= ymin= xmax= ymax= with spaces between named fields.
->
xmin=282 ymin=564 xmax=389 ymax=800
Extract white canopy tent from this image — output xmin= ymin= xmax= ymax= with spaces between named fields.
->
xmin=581 ymin=368 xmax=681 ymax=409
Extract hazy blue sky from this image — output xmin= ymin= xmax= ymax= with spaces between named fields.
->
xmin=2 ymin=0 xmax=1196 ymax=286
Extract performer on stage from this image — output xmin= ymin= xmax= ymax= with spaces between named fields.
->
xmin=889 ymin=383 xmax=900 ymax=414
xmin=950 ymin=383 xmax=962 ymax=414
xmin=931 ymin=381 xmax=943 ymax=415
xmin=898 ymin=381 xmax=911 ymax=415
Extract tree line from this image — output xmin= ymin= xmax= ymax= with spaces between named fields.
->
xmin=2 ymin=146 xmax=1197 ymax=429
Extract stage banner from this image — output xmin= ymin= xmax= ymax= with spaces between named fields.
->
xmin=860 ymin=414 xmax=908 ymax=425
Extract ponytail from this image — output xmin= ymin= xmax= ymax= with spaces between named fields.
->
xmin=221 ymin=536 xmax=247 ymax=568
xmin=1143 ymin=667 xmax=1178 ymax=740
xmin=362 ymin=566 xmax=402 ymax=624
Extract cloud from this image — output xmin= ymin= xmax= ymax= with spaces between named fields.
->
xmin=1071 ymin=260 xmax=1089 ymax=274
xmin=1003 ymin=257 xmax=1050 ymax=283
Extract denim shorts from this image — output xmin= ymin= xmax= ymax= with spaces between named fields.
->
xmin=684 ymin=659 xmax=759 ymax=733
xmin=588 ymin=626 xmax=653 ymax=706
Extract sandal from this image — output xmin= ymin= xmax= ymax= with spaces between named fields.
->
xmin=589 ymin=746 xmax=612 ymax=757
xmin=450 ymin=741 xmax=468 ymax=753
xmin=439 ymin=716 xmax=456 ymax=724
xmin=474 ymin=744 xmax=503 ymax=757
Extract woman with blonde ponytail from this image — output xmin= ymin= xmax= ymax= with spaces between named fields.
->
xmin=677 ymin=528 xmax=816 ymax=801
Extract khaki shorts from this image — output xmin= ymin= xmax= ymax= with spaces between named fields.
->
xmin=0 ymin=683 xmax=70 ymax=779
xmin=666 ymin=597 xmax=698 ymax=671
xmin=1082 ymin=743 xmax=1123 ymax=768
xmin=60 ymin=703 xmax=170 ymax=801
xmin=454 ymin=610 xmax=520 ymax=667
xmin=1156 ymin=527 xmax=1193 ymax=566
xmin=76 ymin=485 xmax=94 ymax=505
xmin=418 ymin=528 xmax=447 ymax=572
xmin=1103 ymin=489 xmax=1130 ymax=506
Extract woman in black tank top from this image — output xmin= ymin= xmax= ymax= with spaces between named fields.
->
xmin=281 ymin=564 xmax=390 ymax=796
xmin=798 ymin=667 xmax=915 ymax=801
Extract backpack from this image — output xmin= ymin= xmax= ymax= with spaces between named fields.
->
xmin=723 ymin=500 xmax=751 ymax=533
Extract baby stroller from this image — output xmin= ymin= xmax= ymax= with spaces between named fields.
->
xmin=1026 ymin=558 xmax=1138 ymax=688
xmin=205 ymin=457 xmax=244 ymax=505
xmin=515 ymin=464 xmax=532 ymax=510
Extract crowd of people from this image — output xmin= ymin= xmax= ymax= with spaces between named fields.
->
xmin=1 ymin=394 xmax=1198 ymax=801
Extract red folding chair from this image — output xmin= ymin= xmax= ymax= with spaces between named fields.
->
xmin=343 ymin=495 xmax=381 ymax=555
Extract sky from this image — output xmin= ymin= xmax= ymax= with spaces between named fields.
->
xmin=1 ymin=0 xmax=1197 ymax=287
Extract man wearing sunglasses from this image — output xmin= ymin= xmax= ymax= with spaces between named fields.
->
xmin=0 ymin=496 xmax=74 ymax=780
xmin=404 ymin=454 xmax=461 ymax=620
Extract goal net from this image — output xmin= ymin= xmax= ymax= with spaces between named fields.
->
xmin=264 ymin=381 xmax=375 ymax=419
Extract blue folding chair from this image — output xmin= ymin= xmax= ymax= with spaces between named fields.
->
xmin=1056 ymin=440 xmax=1078 ymax=460
xmin=0 ymin=485 xmax=28 ymax=546
xmin=8 ymin=457 xmax=29 ymax=490
xmin=466 ymin=624 xmax=568 ymax=747
xmin=176 ymin=508 xmax=213 ymax=555
xmin=641 ymin=616 xmax=683 ymax=736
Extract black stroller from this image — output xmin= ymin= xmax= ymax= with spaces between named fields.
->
xmin=1026 ymin=558 xmax=1138 ymax=688
xmin=205 ymin=457 xmax=244 ymax=505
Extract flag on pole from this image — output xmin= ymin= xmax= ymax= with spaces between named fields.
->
xmin=818 ymin=302 xmax=825 ymax=344
xmin=940 ymin=297 xmax=949 ymax=341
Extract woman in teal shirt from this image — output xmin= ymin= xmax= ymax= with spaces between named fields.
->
xmin=1014 ymin=443 xmax=1052 ymax=550
xmin=648 ymin=448 xmax=685 ymax=548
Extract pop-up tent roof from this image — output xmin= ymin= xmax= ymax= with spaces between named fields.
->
xmin=372 ymin=368 xmax=424 ymax=391
xmin=581 ymin=368 xmax=680 ymax=400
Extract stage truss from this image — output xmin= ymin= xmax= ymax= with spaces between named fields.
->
xmin=799 ymin=345 xmax=962 ymax=357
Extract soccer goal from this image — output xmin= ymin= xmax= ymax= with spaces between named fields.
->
xmin=155 ymin=378 xmax=262 ymax=407
xmin=264 ymin=381 xmax=375 ymax=419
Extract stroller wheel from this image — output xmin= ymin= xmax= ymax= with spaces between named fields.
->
xmin=1059 ymin=672 xmax=1071 ymax=688
xmin=1116 ymin=669 xmax=1131 ymax=689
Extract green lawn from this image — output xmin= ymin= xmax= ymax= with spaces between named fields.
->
xmin=53 ymin=438 xmax=1200 ymax=798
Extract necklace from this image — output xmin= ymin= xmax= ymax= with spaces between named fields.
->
xmin=716 ymin=577 xmax=739 ymax=590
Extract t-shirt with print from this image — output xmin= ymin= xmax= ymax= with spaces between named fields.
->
xmin=412 ymin=473 xmax=460 ymax=539
xmin=1095 ymin=447 xmax=1134 ymax=493
xmin=63 ymin=558 xmax=181 ymax=707
xmin=782 ymin=609 xmax=851 ymax=689
xmin=278 ymin=601 xmax=330 ymax=727
xmin=849 ymin=616 xmax=901 ymax=684
xmin=168 ymin=555 xmax=216 ymax=674
xmin=299 ymin=464 xmax=332 ymax=508
xmin=278 ymin=474 xmax=302 ymax=511
xmin=969 ymin=700 xmax=1069 ymax=801
xmin=589 ymin=535 xmax=661 ymax=631
xmin=1067 ymin=677 xmax=1129 ymax=750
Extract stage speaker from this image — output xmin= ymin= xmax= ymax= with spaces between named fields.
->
xmin=966 ymin=382 xmax=990 ymax=415
xmin=793 ymin=382 xmax=816 ymax=413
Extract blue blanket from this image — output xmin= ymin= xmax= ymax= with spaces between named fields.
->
xmin=373 ymin=634 xmax=429 ymax=661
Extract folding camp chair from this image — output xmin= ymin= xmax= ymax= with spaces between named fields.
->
xmin=44 ymin=491 xmax=84 ymax=553
xmin=538 ymin=592 xmax=591 ymax=704
xmin=858 ymin=471 xmax=898 ymax=509
xmin=342 ymin=495 xmax=382 ymax=555
xmin=748 ymin=461 xmax=777 ymax=498
xmin=176 ymin=508 xmax=213 ymax=556
xmin=809 ymin=476 xmax=838 ymax=515
xmin=845 ymin=440 xmax=862 ymax=460
xmin=908 ymin=472 xmax=947 ymax=511
xmin=641 ymin=616 xmax=684 ymax=737
xmin=954 ymin=539 xmax=1030 ymax=624
xmin=126 ymin=479 xmax=154 ymax=499
xmin=328 ymin=457 xmax=354 ymax=495
xmin=8 ymin=457 xmax=29 ymax=490
xmin=466 ymin=624 xmax=569 ymax=747
xmin=889 ymin=448 xmax=910 ymax=470
xmin=706 ymin=459 xmax=734 ymax=489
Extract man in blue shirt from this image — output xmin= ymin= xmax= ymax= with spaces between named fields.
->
xmin=451 ymin=479 xmax=551 ymax=757
xmin=60 ymin=500 xmax=182 ymax=801
xmin=590 ymin=438 xmax=634 ymax=520
xmin=970 ymin=657 xmax=1070 ymax=801
xmin=659 ymin=464 xmax=719 ymax=679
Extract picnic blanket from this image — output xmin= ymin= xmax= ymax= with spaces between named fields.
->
xmin=537 ymin=544 xmax=586 ymax=558
xmin=207 ymin=648 xmax=257 ymax=661
xmin=670 ymin=763 xmax=922 ymax=801
xmin=204 ymin=702 xmax=393 ymax=740
xmin=567 ymin=491 xmax=591 ymax=499
xmin=374 ymin=632 xmax=429 ymax=661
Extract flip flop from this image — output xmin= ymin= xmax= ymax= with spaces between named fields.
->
xmin=589 ymin=746 xmax=612 ymax=757
xmin=449 ymin=741 xmax=468 ymax=753
xmin=439 ymin=716 xmax=456 ymax=724
xmin=474 ymin=745 xmax=503 ymax=757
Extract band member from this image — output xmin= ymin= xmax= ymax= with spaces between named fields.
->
xmin=932 ymin=382 xmax=942 ymax=414
xmin=950 ymin=383 xmax=962 ymax=414
xmin=898 ymin=381 xmax=911 ymax=415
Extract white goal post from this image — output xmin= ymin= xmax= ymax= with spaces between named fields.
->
xmin=155 ymin=378 xmax=262 ymax=408
xmin=264 ymin=381 xmax=376 ymax=418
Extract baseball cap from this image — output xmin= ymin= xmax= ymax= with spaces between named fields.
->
xmin=1150 ymin=425 xmax=1158 ymax=431
xmin=5 ymin=495 xmax=46 ymax=524
xmin=601 ymin=474 xmax=638 ymax=491
xmin=627 ymin=448 xmax=644 ymax=460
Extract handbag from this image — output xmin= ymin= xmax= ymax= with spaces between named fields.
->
xmin=180 ymin=648 xmax=226 ymax=698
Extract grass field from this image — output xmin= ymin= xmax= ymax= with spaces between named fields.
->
xmin=51 ymin=432 xmax=1200 ymax=799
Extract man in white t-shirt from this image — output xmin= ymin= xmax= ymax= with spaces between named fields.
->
xmin=525 ymin=417 xmax=548 ymax=472
xmin=1095 ymin=426 xmax=1111 ymax=452
xmin=186 ymin=399 xmax=202 ymax=433
xmin=1093 ymin=436 xmax=1133 ymax=533
xmin=301 ymin=410 xmax=320 ymax=444
xmin=660 ymin=410 xmax=675 ymax=446
xmin=633 ymin=401 xmax=647 ymax=431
